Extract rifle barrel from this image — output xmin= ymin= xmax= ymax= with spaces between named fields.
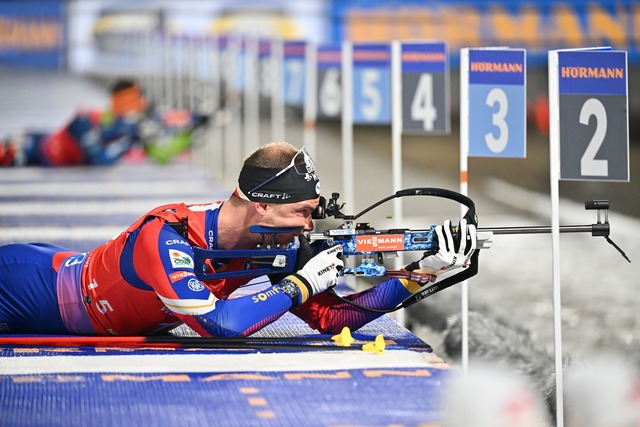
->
xmin=478 ymin=224 xmax=596 ymax=235
xmin=311 ymin=224 xmax=602 ymax=240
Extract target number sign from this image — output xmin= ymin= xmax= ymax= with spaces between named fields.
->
xmin=466 ymin=49 xmax=526 ymax=158
xmin=400 ymin=42 xmax=450 ymax=134
xmin=282 ymin=41 xmax=306 ymax=106
xmin=258 ymin=40 xmax=272 ymax=98
xmin=317 ymin=44 xmax=342 ymax=119
xmin=556 ymin=50 xmax=629 ymax=181
xmin=353 ymin=43 xmax=391 ymax=124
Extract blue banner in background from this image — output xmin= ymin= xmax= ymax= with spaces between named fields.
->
xmin=559 ymin=50 xmax=627 ymax=95
xmin=468 ymin=49 xmax=526 ymax=85
xmin=317 ymin=44 xmax=341 ymax=69
xmin=328 ymin=0 xmax=640 ymax=66
xmin=0 ymin=0 xmax=65 ymax=69
xmin=401 ymin=42 xmax=446 ymax=74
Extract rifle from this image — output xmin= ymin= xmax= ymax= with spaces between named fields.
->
xmin=307 ymin=188 xmax=631 ymax=311
xmin=193 ymin=188 xmax=629 ymax=289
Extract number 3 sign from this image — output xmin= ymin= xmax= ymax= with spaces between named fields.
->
xmin=463 ymin=48 xmax=527 ymax=158
xmin=551 ymin=49 xmax=630 ymax=181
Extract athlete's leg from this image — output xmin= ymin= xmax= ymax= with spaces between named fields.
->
xmin=294 ymin=278 xmax=414 ymax=334
xmin=0 ymin=243 xmax=69 ymax=333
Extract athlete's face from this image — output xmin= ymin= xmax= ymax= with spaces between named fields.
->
xmin=259 ymin=198 xmax=318 ymax=245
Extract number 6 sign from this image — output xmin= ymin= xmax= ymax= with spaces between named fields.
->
xmin=317 ymin=44 xmax=342 ymax=119
xmin=463 ymin=48 xmax=526 ymax=158
xmin=550 ymin=48 xmax=629 ymax=181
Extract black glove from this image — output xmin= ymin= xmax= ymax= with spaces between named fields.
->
xmin=294 ymin=233 xmax=315 ymax=270
xmin=268 ymin=234 xmax=319 ymax=283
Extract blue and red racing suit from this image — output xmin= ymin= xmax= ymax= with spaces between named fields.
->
xmin=0 ymin=202 xmax=420 ymax=336
xmin=5 ymin=113 xmax=138 ymax=167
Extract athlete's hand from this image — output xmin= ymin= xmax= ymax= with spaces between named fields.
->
xmin=268 ymin=234 xmax=322 ymax=284
xmin=294 ymin=233 xmax=318 ymax=270
xmin=409 ymin=219 xmax=476 ymax=275
xmin=296 ymin=244 xmax=343 ymax=294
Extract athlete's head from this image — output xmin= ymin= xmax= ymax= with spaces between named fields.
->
xmin=232 ymin=142 xmax=321 ymax=240
xmin=110 ymin=79 xmax=147 ymax=117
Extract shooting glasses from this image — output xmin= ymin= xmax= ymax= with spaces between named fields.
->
xmin=248 ymin=147 xmax=317 ymax=195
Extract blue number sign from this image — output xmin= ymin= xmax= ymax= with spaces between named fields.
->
xmin=467 ymin=49 xmax=526 ymax=158
xmin=258 ymin=39 xmax=272 ymax=98
xmin=353 ymin=43 xmax=391 ymax=124
xmin=282 ymin=41 xmax=306 ymax=106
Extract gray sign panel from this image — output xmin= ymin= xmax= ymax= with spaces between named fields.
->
xmin=402 ymin=72 xmax=449 ymax=134
xmin=559 ymin=94 xmax=629 ymax=181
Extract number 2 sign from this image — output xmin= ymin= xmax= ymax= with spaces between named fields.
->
xmin=552 ymin=49 xmax=629 ymax=181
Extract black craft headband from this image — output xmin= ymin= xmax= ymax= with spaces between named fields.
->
xmin=235 ymin=164 xmax=321 ymax=204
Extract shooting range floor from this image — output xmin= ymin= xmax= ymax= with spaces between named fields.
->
xmin=0 ymin=160 xmax=450 ymax=427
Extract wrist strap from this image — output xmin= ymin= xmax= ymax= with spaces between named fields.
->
xmin=278 ymin=278 xmax=301 ymax=307
xmin=386 ymin=270 xmax=437 ymax=285
xmin=280 ymin=274 xmax=312 ymax=305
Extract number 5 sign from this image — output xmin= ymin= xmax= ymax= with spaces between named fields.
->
xmin=352 ymin=43 xmax=391 ymax=124
xmin=549 ymin=48 xmax=629 ymax=181
xmin=462 ymin=48 xmax=526 ymax=157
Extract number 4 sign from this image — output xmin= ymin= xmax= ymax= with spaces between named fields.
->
xmin=399 ymin=41 xmax=450 ymax=134
xmin=549 ymin=48 xmax=630 ymax=181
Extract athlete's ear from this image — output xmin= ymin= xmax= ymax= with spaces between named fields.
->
xmin=255 ymin=202 xmax=269 ymax=217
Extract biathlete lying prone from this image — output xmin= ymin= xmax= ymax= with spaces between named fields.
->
xmin=0 ymin=142 xmax=476 ymax=336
